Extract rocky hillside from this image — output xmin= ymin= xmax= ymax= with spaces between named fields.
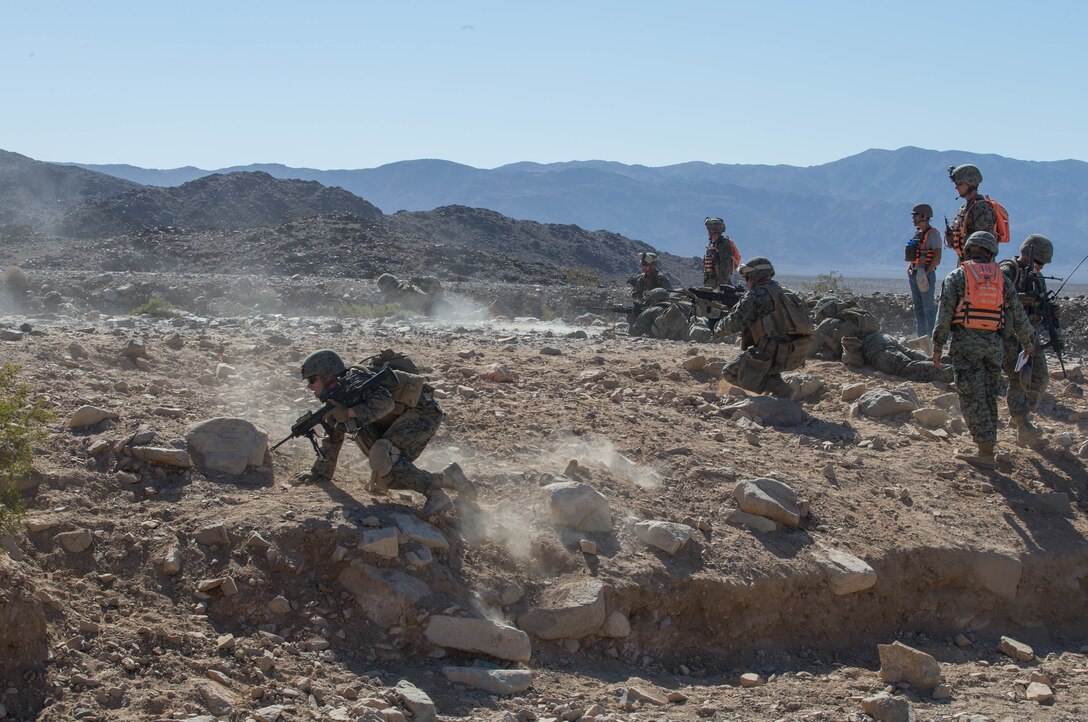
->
xmin=58 ymin=171 xmax=384 ymax=237
xmin=0 ymin=149 xmax=138 ymax=231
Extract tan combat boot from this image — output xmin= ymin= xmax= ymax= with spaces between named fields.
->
xmin=439 ymin=462 xmax=478 ymax=500
xmin=841 ymin=337 xmax=865 ymax=367
xmin=1012 ymin=416 xmax=1044 ymax=445
xmin=955 ymin=440 xmax=996 ymax=469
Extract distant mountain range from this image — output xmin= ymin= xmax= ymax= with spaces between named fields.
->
xmin=67 ymin=147 xmax=1088 ymax=276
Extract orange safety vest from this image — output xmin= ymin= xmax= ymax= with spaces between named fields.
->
xmin=912 ymin=227 xmax=936 ymax=267
xmin=952 ymin=260 xmax=1004 ymax=331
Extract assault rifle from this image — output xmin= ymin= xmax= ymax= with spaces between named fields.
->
xmin=1029 ymin=250 xmax=1088 ymax=378
xmin=682 ymin=284 xmax=743 ymax=309
xmin=270 ymin=366 xmax=394 ymax=459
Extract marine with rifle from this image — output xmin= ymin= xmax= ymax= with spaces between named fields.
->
xmin=945 ymin=164 xmax=996 ymax=262
xmin=279 ymin=349 xmax=476 ymax=510
xmin=998 ymin=234 xmax=1065 ymax=443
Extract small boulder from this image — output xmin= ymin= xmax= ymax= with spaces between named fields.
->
xmin=394 ymin=680 xmax=436 ymax=722
xmin=185 ymin=417 xmax=269 ymax=475
xmin=68 ymin=406 xmax=119 ymax=429
xmin=542 ymin=480 xmax=612 ymax=532
xmin=862 ymin=692 xmax=916 ymax=722
xmin=55 ymin=529 xmax=93 ymax=553
xmin=425 ymin=616 xmax=531 ymax=663
xmin=442 ymin=667 xmax=533 ymax=695
xmin=817 ymin=546 xmax=876 ymax=595
xmin=633 ymin=520 xmax=694 ymax=555
xmin=911 ymin=407 xmax=948 ymax=429
xmin=733 ymin=477 xmax=801 ymax=527
xmin=518 ymin=577 xmax=606 ymax=640
xmin=999 ymin=635 xmax=1034 ymax=662
xmin=878 ymin=641 xmax=941 ymax=691
xmin=858 ymin=388 xmax=919 ymax=418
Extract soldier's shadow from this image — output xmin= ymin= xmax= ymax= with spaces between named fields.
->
xmin=983 ymin=468 xmax=1084 ymax=553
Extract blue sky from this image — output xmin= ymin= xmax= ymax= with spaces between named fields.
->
xmin=2 ymin=1 xmax=1086 ymax=170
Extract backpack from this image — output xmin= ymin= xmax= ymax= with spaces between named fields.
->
xmin=985 ymin=195 xmax=1011 ymax=245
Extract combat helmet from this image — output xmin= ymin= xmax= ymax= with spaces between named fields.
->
xmin=300 ymin=349 xmax=346 ymax=379
xmin=911 ymin=203 xmax=933 ymax=220
xmin=704 ymin=217 xmax=726 ymax=233
xmin=376 ymin=273 xmax=398 ymax=291
xmin=646 ymin=287 xmax=671 ymax=304
xmin=948 ymin=164 xmax=983 ymax=187
xmin=814 ymin=295 xmax=849 ymax=321
xmin=963 ymin=231 xmax=998 ymax=258
xmin=638 ymin=252 xmax=658 ymax=266
xmin=1020 ymin=234 xmax=1053 ymax=264
xmin=738 ymin=256 xmax=775 ymax=282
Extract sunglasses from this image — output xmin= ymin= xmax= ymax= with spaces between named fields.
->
xmin=306 ymin=375 xmax=319 ymax=385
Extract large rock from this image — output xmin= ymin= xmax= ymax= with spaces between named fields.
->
xmin=185 ymin=417 xmax=269 ymax=475
xmin=633 ymin=520 xmax=693 ymax=555
xmin=862 ymin=692 xmax=916 ymax=722
xmin=68 ymin=406 xmax=119 ymax=429
xmin=518 ymin=578 xmax=606 ymax=640
xmin=55 ymin=529 xmax=93 ymax=553
xmin=972 ymin=551 xmax=1021 ymax=600
xmin=857 ymin=388 xmax=919 ymax=418
xmin=733 ymin=477 xmax=801 ymax=527
xmin=443 ymin=667 xmax=533 ymax=695
xmin=721 ymin=396 xmax=806 ymax=426
xmin=392 ymin=513 xmax=449 ymax=551
xmin=816 ymin=546 xmax=876 ymax=595
xmin=130 ymin=446 xmax=192 ymax=468
xmin=394 ymin=680 xmax=435 ymax=722
xmin=542 ymin=481 xmax=612 ymax=532
xmin=425 ymin=616 xmax=531 ymax=663
xmin=1000 ymin=635 xmax=1034 ymax=661
xmin=911 ymin=407 xmax=948 ymax=429
xmin=878 ymin=641 xmax=942 ymax=691
xmin=339 ymin=563 xmax=432 ymax=627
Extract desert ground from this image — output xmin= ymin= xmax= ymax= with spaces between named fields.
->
xmin=1 ymin=269 xmax=1088 ymax=722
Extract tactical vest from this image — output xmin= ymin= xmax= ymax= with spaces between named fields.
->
xmin=910 ymin=227 xmax=936 ymax=267
xmin=704 ymin=237 xmax=740 ymax=276
xmin=946 ymin=197 xmax=979 ymax=259
xmin=952 ymin=261 xmax=1004 ymax=331
xmin=749 ymin=282 xmax=814 ymax=346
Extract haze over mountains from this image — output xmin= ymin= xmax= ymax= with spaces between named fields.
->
xmin=71 ymin=147 xmax=1088 ymax=276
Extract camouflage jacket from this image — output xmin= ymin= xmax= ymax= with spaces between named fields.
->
xmin=704 ymin=236 xmax=738 ymax=281
xmin=948 ymin=194 xmax=996 ymax=258
xmin=629 ymin=269 xmax=671 ymax=301
xmin=711 ymin=281 xmax=777 ymax=340
xmin=999 ymin=258 xmax=1052 ymax=328
xmin=932 ymin=265 xmax=1032 ymax=351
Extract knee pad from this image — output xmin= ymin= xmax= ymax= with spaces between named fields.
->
xmin=368 ymin=439 xmax=401 ymax=477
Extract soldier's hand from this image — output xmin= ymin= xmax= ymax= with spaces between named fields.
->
xmin=1022 ymin=344 xmax=1035 ymax=357
xmin=931 ymin=351 xmax=942 ymax=369
xmin=325 ymin=401 xmax=352 ymax=424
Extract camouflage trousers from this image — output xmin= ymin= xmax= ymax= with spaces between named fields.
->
xmin=312 ymin=393 xmax=444 ymax=495
xmin=862 ymin=336 xmax=951 ymax=383
xmin=1002 ymin=337 xmax=1049 ymax=418
xmin=723 ymin=340 xmax=790 ymax=395
xmin=949 ymin=330 xmax=1004 ymax=446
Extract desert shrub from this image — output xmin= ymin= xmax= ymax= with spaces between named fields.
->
xmin=1 ymin=265 xmax=30 ymax=294
xmin=337 ymin=301 xmax=417 ymax=319
xmin=563 ymin=266 xmax=602 ymax=287
xmin=0 ymin=363 xmax=54 ymax=539
xmin=133 ymin=296 xmax=177 ymax=317
xmin=804 ymin=270 xmax=852 ymax=295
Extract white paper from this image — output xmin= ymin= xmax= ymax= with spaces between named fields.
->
xmin=1014 ymin=350 xmax=1030 ymax=373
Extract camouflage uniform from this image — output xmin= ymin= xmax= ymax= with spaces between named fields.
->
xmin=999 ymin=258 xmax=1050 ymax=415
xmin=713 ymin=280 xmax=812 ymax=395
xmin=704 ymin=236 xmax=738 ymax=287
xmin=859 ymin=332 xmax=952 ymax=383
xmin=378 ymin=275 xmax=450 ymax=316
xmin=932 ymin=267 xmax=1032 ymax=448
xmin=948 ymin=196 xmax=996 ymax=261
xmin=629 ymin=269 xmax=671 ymax=302
xmin=809 ymin=300 xmax=951 ymax=382
xmin=309 ymin=359 xmax=446 ymax=496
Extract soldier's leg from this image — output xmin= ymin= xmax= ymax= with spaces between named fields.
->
xmin=630 ymin=307 xmax=660 ymax=337
xmin=381 ymin=399 xmax=476 ymax=499
xmin=1026 ymin=346 xmax=1050 ymax=411
xmin=951 ymin=345 xmax=999 ymax=467
xmin=1001 ymin=338 xmax=1044 ymax=443
xmin=723 ymin=348 xmax=772 ymax=394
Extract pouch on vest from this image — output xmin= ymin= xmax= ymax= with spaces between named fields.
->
xmin=736 ymin=351 xmax=772 ymax=390
xmin=773 ymin=337 xmax=811 ymax=372
xmin=368 ymin=349 xmax=419 ymax=374
xmin=391 ymin=370 xmax=426 ymax=407
xmin=780 ymin=290 xmax=814 ymax=335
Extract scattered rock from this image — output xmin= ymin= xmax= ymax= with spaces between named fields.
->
xmin=816 ymin=546 xmax=876 ymax=595
xmin=542 ymin=480 xmax=612 ymax=532
xmin=518 ymin=577 xmax=606 ymax=640
xmin=733 ymin=477 xmax=801 ymax=527
xmin=185 ymin=417 xmax=269 ymax=474
xmin=55 ymin=529 xmax=93 ymax=553
xmin=725 ymin=509 xmax=777 ymax=533
xmin=721 ymin=396 xmax=806 ymax=426
xmin=911 ymin=407 xmax=948 ymax=429
xmin=878 ymin=640 xmax=942 ymax=691
xmin=633 ymin=520 xmax=694 ymax=555
xmin=359 ymin=527 xmax=400 ymax=559
xmin=194 ymin=523 xmax=230 ymax=547
xmin=130 ymin=445 xmax=192 ymax=468
xmin=738 ymin=673 xmax=764 ymax=688
xmin=1026 ymin=681 xmax=1054 ymax=703
xmin=442 ymin=666 xmax=533 ymax=694
xmin=339 ymin=563 xmax=432 ymax=627
xmin=484 ymin=363 xmax=515 ymax=382
xmin=392 ymin=513 xmax=449 ymax=550
xmin=68 ymin=405 xmax=119 ymax=429
xmin=862 ymin=692 xmax=915 ymax=722
xmin=600 ymin=610 xmax=632 ymax=638
xmin=857 ymin=388 xmax=919 ymax=418
xmin=1000 ymin=635 xmax=1034 ymax=662
xmin=394 ymin=680 xmax=436 ymax=722
xmin=425 ymin=616 xmax=532 ymax=663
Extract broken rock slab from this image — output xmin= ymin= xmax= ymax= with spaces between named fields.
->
xmin=392 ymin=513 xmax=449 ymax=551
xmin=185 ymin=417 xmax=269 ymax=475
xmin=424 ymin=616 xmax=532 ymax=663
xmin=542 ymin=480 xmax=612 ymax=532
xmin=878 ymin=641 xmax=942 ymax=691
xmin=339 ymin=562 xmax=432 ymax=627
xmin=130 ymin=446 xmax=192 ymax=468
xmin=518 ymin=577 xmax=606 ymax=640
xmin=725 ymin=510 xmax=777 ymax=533
xmin=632 ymin=520 xmax=694 ymax=555
xmin=442 ymin=666 xmax=533 ymax=694
xmin=394 ymin=680 xmax=436 ymax=722
xmin=999 ymin=635 xmax=1034 ymax=662
xmin=733 ymin=477 xmax=801 ymax=527
xmin=816 ymin=546 xmax=877 ymax=595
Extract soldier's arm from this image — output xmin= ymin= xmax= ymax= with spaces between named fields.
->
xmin=348 ymin=387 xmax=397 ymax=424
xmin=1003 ymin=281 xmax=1034 ymax=349
xmin=970 ymin=198 xmax=997 ymax=234
xmin=931 ymin=271 xmax=962 ymax=351
xmin=712 ymin=289 xmax=763 ymax=338
xmin=311 ymin=424 xmax=345 ymax=479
